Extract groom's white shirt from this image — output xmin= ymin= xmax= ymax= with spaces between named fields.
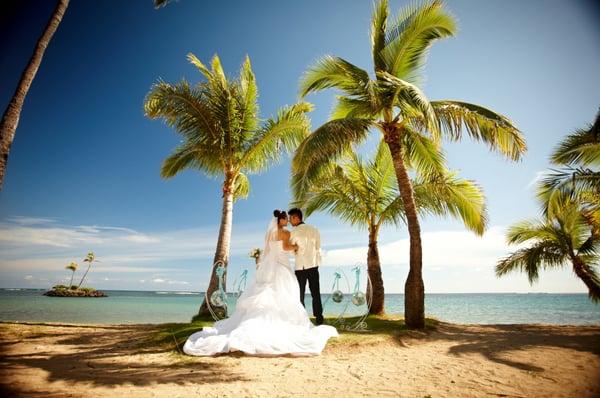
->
xmin=290 ymin=223 xmax=321 ymax=270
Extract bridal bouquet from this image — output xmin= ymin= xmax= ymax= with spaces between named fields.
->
xmin=249 ymin=248 xmax=262 ymax=261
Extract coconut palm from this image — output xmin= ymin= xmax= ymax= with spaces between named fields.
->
xmin=0 ymin=0 xmax=69 ymax=189
xmin=144 ymin=54 xmax=312 ymax=318
xmin=294 ymin=140 xmax=487 ymax=314
xmin=496 ymin=193 xmax=600 ymax=303
xmin=66 ymin=262 xmax=78 ymax=288
xmin=294 ymin=0 xmax=525 ymax=328
xmin=539 ymin=109 xmax=600 ymax=231
xmin=77 ymin=252 xmax=97 ymax=288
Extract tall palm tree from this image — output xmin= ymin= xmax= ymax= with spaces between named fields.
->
xmin=294 ymin=140 xmax=487 ymax=314
xmin=144 ymin=54 xmax=312 ymax=318
xmin=0 ymin=0 xmax=69 ymax=189
xmin=66 ymin=262 xmax=78 ymax=288
xmin=77 ymin=251 xmax=97 ymax=288
xmin=539 ymin=109 xmax=600 ymax=232
xmin=294 ymin=0 xmax=525 ymax=328
xmin=496 ymin=193 xmax=600 ymax=303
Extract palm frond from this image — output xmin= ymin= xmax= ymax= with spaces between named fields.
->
xmin=144 ymin=80 xmax=220 ymax=144
xmin=496 ymin=241 xmax=567 ymax=284
xmin=376 ymin=71 xmax=437 ymax=134
xmin=291 ymin=118 xmax=373 ymax=201
xmin=160 ymin=143 xmax=222 ymax=178
xmin=379 ymin=169 xmax=488 ymax=234
xmin=330 ymin=95 xmax=378 ymax=120
xmin=431 ymin=100 xmax=526 ymax=161
xmin=237 ymin=55 xmax=259 ymax=134
xmin=381 ymin=0 xmax=456 ymax=83
xmin=300 ymin=165 xmax=371 ymax=227
xmin=299 ymin=56 xmax=371 ymax=98
xmin=412 ymin=171 xmax=488 ymax=235
xmin=242 ymin=102 xmax=313 ymax=173
xmin=187 ymin=53 xmax=212 ymax=81
xmin=538 ymin=168 xmax=600 ymax=219
xmin=233 ymin=172 xmax=250 ymax=200
xmin=505 ymin=219 xmax=561 ymax=246
xmin=371 ymin=0 xmax=389 ymax=72
xmin=400 ymin=126 xmax=446 ymax=175
xmin=551 ymin=109 xmax=600 ymax=167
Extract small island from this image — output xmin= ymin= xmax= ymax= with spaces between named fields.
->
xmin=44 ymin=252 xmax=107 ymax=297
xmin=44 ymin=285 xmax=107 ymax=297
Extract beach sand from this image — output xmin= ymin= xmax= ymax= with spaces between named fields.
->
xmin=0 ymin=320 xmax=598 ymax=397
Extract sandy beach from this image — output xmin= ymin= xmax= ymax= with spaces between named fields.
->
xmin=0 ymin=319 xmax=598 ymax=397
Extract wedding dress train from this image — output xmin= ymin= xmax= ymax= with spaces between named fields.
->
xmin=183 ymin=225 xmax=338 ymax=356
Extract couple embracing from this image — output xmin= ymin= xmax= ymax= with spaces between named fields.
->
xmin=183 ymin=208 xmax=338 ymax=357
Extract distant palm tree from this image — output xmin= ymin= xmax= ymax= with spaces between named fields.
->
xmin=294 ymin=0 xmax=525 ymax=328
xmin=144 ymin=54 xmax=312 ymax=318
xmin=0 ymin=0 xmax=69 ymax=189
xmin=66 ymin=262 xmax=78 ymax=288
xmin=294 ymin=140 xmax=487 ymax=314
xmin=77 ymin=252 xmax=97 ymax=289
xmin=539 ymin=109 xmax=600 ymax=232
xmin=496 ymin=193 xmax=600 ymax=303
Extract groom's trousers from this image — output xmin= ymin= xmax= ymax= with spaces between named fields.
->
xmin=295 ymin=267 xmax=324 ymax=324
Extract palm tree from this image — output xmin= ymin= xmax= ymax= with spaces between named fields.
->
xmin=496 ymin=193 xmax=600 ymax=303
xmin=294 ymin=140 xmax=487 ymax=314
xmin=539 ymin=109 xmax=600 ymax=232
xmin=144 ymin=54 xmax=312 ymax=318
xmin=0 ymin=0 xmax=69 ymax=189
xmin=77 ymin=251 xmax=97 ymax=289
xmin=294 ymin=0 xmax=525 ymax=328
xmin=66 ymin=262 xmax=78 ymax=288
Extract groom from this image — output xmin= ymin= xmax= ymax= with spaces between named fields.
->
xmin=288 ymin=208 xmax=324 ymax=325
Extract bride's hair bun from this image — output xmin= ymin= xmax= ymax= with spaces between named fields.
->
xmin=273 ymin=209 xmax=287 ymax=220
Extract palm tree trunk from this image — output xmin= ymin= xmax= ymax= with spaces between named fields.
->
xmin=572 ymin=256 xmax=600 ymax=303
xmin=366 ymin=226 xmax=385 ymax=315
xmin=195 ymin=179 xmax=234 ymax=319
xmin=384 ymin=127 xmax=425 ymax=329
xmin=77 ymin=264 xmax=91 ymax=289
xmin=69 ymin=271 xmax=74 ymax=288
xmin=0 ymin=0 xmax=69 ymax=189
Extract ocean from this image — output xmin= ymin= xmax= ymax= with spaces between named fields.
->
xmin=0 ymin=288 xmax=598 ymax=325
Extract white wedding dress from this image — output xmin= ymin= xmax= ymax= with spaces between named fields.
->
xmin=183 ymin=219 xmax=338 ymax=356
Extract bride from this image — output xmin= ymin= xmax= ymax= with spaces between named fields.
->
xmin=183 ymin=209 xmax=338 ymax=356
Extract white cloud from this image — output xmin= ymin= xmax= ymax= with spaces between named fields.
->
xmin=149 ymin=277 xmax=190 ymax=285
xmin=120 ymin=234 xmax=160 ymax=244
xmin=9 ymin=216 xmax=56 ymax=226
xmin=168 ymin=280 xmax=190 ymax=285
xmin=322 ymin=226 xmax=511 ymax=269
xmin=24 ymin=275 xmax=33 ymax=280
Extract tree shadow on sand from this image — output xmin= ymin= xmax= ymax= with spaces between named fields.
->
xmin=0 ymin=322 xmax=250 ymax=395
xmin=396 ymin=322 xmax=600 ymax=372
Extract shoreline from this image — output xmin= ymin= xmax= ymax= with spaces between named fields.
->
xmin=2 ymin=319 xmax=600 ymax=328
xmin=1 ymin=287 xmax=592 ymax=294
xmin=1 ymin=319 xmax=599 ymax=397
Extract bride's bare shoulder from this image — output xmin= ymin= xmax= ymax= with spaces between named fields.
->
xmin=275 ymin=228 xmax=290 ymax=240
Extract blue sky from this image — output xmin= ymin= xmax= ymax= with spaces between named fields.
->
xmin=0 ymin=0 xmax=599 ymax=293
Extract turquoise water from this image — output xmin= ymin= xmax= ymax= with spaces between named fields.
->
xmin=0 ymin=288 xmax=598 ymax=325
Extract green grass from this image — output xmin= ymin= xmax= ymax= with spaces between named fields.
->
xmin=153 ymin=314 xmax=439 ymax=354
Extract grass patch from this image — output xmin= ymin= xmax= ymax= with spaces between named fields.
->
xmin=153 ymin=315 xmax=439 ymax=354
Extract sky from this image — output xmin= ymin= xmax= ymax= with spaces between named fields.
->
xmin=0 ymin=0 xmax=599 ymax=294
